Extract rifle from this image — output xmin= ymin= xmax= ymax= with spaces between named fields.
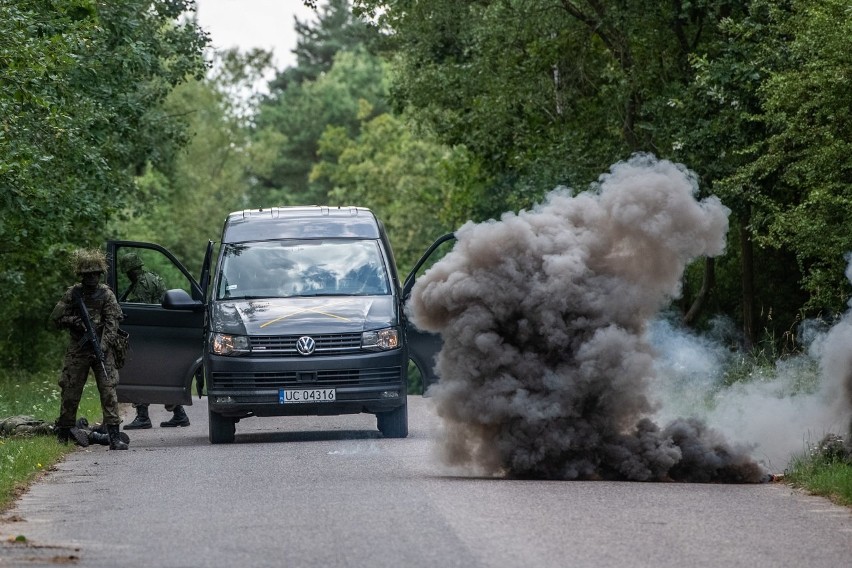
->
xmin=74 ymin=291 xmax=109 ymax=379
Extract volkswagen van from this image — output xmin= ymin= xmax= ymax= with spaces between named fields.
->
xmin=107 ymin=206 xmax=453 ymax=443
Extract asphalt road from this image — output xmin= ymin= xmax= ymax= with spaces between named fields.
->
xmin=1 ymin=397 xmax=850 ymax=568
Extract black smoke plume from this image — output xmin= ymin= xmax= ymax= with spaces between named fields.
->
xmin=408 ymin=154 xmax=768 ymax=482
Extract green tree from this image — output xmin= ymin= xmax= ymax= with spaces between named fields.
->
xmin=312 ymin=107 xmax=476 ymax=272
xmin=662 ymin=3 xmax=782 ymax=347
xmin=251 ymin=47 xmax=389 ymax=207
xmin=355 ymin=0 xmax=849 ymax=350
xmin=112 ymin=51 xmax=267 ymax=273
xmin=673 ymin=0 xmax=852 ymax=348
xmin=727 ymin=0 xmax=852 ymax=316
xmin=271 ymin=0 xmax=375 ymax=91
xmin=354 ymin=0 xmax=750 ymax=209
xmin=250 ymin=1 xmax=384 ymax=207
xmin=0 ymin=0 xmax=207 ymax=368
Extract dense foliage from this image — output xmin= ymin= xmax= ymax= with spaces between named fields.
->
xmin=350 ymin=0 xmax=852 ymax=348
xmin=1 ymin=0 xmax=208 ymax=367
xmin=4 ymin=0 xmax=852 ymax=369
xmin=250 ymin=1 xmax=466 ymax=270
xmin=722 ymin=0 xmax=852 ymax=312
xmin=111 ymin=48 xmax=268 ymax=273
xmin=250 ymin=1 xmax=393 ymax=209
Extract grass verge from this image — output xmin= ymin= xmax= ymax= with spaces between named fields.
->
xmin=1 ymin=369 xmax=103 ymax=512
xmin=785 ymin=444 xmax=852 ymax=507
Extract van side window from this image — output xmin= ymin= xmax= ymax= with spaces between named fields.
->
xmin=116 ymin=247 xmax=192 ymax=304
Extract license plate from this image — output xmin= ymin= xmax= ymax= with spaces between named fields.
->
xmin=279 ymin=388 xmax=336 ymax=404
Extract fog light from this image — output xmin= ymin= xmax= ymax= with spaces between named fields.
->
xmin=380 ymin=390 xmax=399 ymax=398
xmin=215 ymin=396 xmax=234 ymax=403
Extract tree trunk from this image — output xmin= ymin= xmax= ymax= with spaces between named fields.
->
xmin=683 ymin=257 xmax=715 ymax=326
xmin=740 ymin=213 xmax=756 ymax=351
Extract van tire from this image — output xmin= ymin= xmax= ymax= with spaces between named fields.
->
xmin=209 ymin=408 xmax=235 ymax=444
xmin=377 ymin=399 xmax=408 ymax=438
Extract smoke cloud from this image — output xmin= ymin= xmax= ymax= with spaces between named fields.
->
xmin=649 ymin=290 xmax=852 ymax=471
xmin=408 ymin=154 xmax=771 ymax=482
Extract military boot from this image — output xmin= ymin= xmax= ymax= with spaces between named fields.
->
xmin=124 ymin=404 xmax=152 ymax=430
xmin=88 ymin=430 xmax=110 ymax=446
xmin=55 ymin=426 xmax=71 ymax=444
xmin=107 ymin=424 xmax=129 ymax=450
xmin=89 ymin=429 xmax=130 ymax=446
xmin=160 ymin=405 xmax=190 ymax=427
xmin=69 ymin=427 xmax=89 ymax=447
xmin=55 ymin=425 xmax=89 ymax=447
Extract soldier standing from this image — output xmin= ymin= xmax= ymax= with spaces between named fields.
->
xmin=50 ymin=249 xmax=128 ymax=450
xmin=119 ymin=252 xmax=191 ymax=429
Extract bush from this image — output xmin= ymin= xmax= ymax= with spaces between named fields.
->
xmin=786 ymin=434 xmax=852 ymax=507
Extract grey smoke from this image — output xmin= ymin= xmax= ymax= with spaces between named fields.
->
xmin=648 ymin=279 xmax=852 ymax=472
xmin=408 ymin=154 xmax=769 ymax=482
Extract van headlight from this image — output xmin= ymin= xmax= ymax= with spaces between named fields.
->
xmin=211 ymin=333 xmax=250 ymax=356
xmin=361 ymin=328 xmax=399 ymax=351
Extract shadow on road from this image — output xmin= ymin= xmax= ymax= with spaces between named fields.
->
xmin=124 ymin=427 xmax=383 ymax=450
xmin=236 ymin=428 xmax=382 ymax=444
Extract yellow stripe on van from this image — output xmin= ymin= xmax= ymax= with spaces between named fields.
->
xmin=259 ymin=299 xmax=355 ymax=328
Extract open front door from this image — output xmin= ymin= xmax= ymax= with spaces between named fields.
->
xmin=107 ymin=241 xmax=207 ymax=406
xmin=402 ymin=233 xmax=456 ymax=392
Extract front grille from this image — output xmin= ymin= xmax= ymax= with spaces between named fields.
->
xmin=250 ymin=333 xmax=362 ymax=356
xmin=211 ymin=366 xmax=402 ymax=390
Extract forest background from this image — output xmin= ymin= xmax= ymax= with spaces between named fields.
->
xmin=2 ymin=0 xmax=852 ymax=376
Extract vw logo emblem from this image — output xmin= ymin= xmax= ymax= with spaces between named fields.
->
xmin=296 ymin=336 xmax=316 ymax=356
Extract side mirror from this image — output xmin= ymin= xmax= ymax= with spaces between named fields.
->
xmin=162 ymin=289 xmax=205 ymax=312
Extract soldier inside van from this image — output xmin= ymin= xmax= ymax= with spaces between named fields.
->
xmin=119 ymin=252 xmax=191 ymax=430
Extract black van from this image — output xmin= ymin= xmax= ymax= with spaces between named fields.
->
xmin=106 ymin=206 xmax=454 ymax=443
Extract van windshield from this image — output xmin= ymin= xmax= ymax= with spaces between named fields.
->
xmin=216 ymin=239 xmax=391 ymax=300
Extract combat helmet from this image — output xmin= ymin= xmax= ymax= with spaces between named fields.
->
xmin=119 ymin=252 xmax=144 ymax=273
xmin=72 ymin=248 xmax=107 ymax=275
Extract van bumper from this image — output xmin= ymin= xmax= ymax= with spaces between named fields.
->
xmin=206 ymin=349 xmax=407 ymax=418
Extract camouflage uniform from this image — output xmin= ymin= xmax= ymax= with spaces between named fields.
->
xmin=126 ymin=271 xmax=166 ymax=303
xmin=119 ymin=253 xmax=166 ymax=304
xmin=51 ymin=281 xmax=123 ymax=427
xmin=0 ymin=415 xmax=54 ymax=437
xmin=51 ymin=249 xmax=128 ymax=450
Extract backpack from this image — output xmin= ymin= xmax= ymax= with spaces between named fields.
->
xmin=113 ymin=328 xmax=131 ymax=369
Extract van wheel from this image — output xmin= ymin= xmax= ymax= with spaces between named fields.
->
xmin=209 ymin=408 xmax=235 ymax=444
xmin=377 ymin=400 xmax=408 ymax=438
